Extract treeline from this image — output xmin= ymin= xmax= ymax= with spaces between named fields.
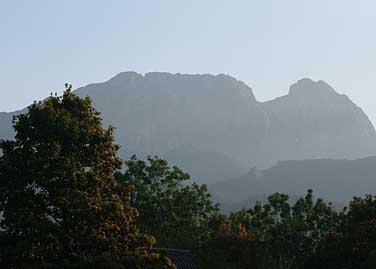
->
xmin=200 ymin=191 xmax=376 ymax=269
xmin=1 ymin=87 xmax=376 ymax=268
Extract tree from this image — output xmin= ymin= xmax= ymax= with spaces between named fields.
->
xmin=198 ymin=211 xmax=260 ymax=269
xmin=0 ymin=85 xmax=174 ymax=268
xmin=342 ymin=195 xmax=376 ymax=268
xmin=312 ymin=195 xmax=376 ymax=269
xmin=200 ymin=190 xmax=339 ymax=269
xmin=247 ymin=190 xmax=339 ymax=269
xmin=115 ymin=155 xmax=220 ymax=249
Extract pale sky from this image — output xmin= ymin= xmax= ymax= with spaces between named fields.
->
xmin=1 ymin=0 xmax=376 ymax=123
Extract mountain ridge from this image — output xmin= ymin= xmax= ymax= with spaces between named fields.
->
xmin=1 ymin=72 xmax=375 ymax=184
xmin=211 ymin=155 xmax=376 ymax=212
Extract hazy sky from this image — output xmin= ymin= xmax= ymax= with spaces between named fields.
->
xmin=1 ymin=0 xmax=376 ymax=123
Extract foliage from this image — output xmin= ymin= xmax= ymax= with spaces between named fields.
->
xmin=200 ymin=190 xmax=340 ymax=269
xmin=115 ymin=155 xmax=220 ymax=249
xmin=310 ymin=195 xmax=376 ymax=269
xmin=199 ymin=222 xmax=258 ymax=269
xmin=249 ymin=190 xmax=339 ymax=268
xmin=0 ymin=86 xmax=174 ymax=268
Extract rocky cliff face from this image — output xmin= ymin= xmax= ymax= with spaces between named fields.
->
xmin=1 ymin=73 xmax=375 ymax=184
xmin=74 ymin=72 xmax=264 ymax=167
xmin=256 ymin=78 xmax=376 ymax=167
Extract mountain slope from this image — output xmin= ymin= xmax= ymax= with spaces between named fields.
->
xmin=255 ymin=78 xmax=376 ymax=167
xmin=0 ymin=112 xmax=14 ymax=140
xmin=1 ymin=72 xmax=375 ymax=184
xmin=74 ymin=72 xmax=265 ymax=167
xmin=211 ymin=156 xmax=376 ymax=210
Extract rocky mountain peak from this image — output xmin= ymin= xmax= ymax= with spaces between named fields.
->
xmin=1 ymin=72 xmax=375 ymax=181
xmin=288 ymin=78 xmax=338 ymax=99
xmin=107 ymin=71 xmax=143 ymax=86
xmin=104 ymin=71 xmax=257 ymax=102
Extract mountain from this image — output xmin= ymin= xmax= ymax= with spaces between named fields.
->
xmin=0 ymin=112 xmax=14 ymax=140
xmin=1 ymin=72 xmax=375 ymax=184
xmin=256 ymin=78 xmax=376 ymax=167
xmin=211 ymin=156 xmax=376 ymax=211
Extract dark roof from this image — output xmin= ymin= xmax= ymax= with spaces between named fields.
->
xmin=152 ymin=248 xmax=197 ymax=269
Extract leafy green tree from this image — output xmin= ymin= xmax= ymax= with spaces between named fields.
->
xmin=0 ymin=86 xmax=174 ymax=268
xmin=200 ymin=190 xmax=339 ymax=269
xmin=248 ymin=190 xmax=339 ymax=269
xmin=342 ymin=195 xmax=376 ymax=268
xmin=199 ymin=221 xmax=258 ymax=269
xmin=312 ymin=195 xmax=376 ymax=269
xmin=115 ymin=155 xmax=220 ymax=249
xmin=228 ymin=209 xmax=253 ymax=231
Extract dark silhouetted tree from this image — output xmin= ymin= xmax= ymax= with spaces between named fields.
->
xmin=0 ymin=85 xmax=174 ymax=268
xmin=311 ymin=195 xmax=376 ymax=269
xmin=115 ymin=155 xmax=220 ymax=249
xmin=200 ymin=190 xmax=339 ymax=269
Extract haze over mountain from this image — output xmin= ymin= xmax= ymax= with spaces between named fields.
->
xmin=1 ymin=72 xmax=375 ymax=185
xmin=212 ymin=156 xmax=376 ymax=212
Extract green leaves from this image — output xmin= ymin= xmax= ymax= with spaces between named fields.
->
xmin=200 ymin=190 xmax=341 ymax=269
xmin=116 ymin=155 xmax=220 ymax=249
xmin=0 ymin=88 xmax=174 ymax=268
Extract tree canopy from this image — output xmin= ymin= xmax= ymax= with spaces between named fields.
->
xmin=0 ymin=86 xmax=174 ymax=268
xmin=200 ymin=190 xmax=340 ymax=269
xmin=115 ymin=155 xmax=220 ymax=250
